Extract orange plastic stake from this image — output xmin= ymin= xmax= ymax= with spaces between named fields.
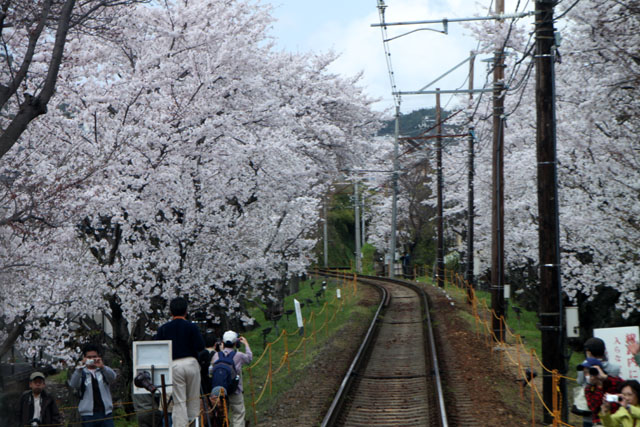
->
xmin=530 ymin=349 xmax=536 ymax=427
xmin=268 ymin=344 xmax=273 ymax=395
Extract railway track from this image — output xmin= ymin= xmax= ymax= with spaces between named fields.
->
xmin=317 ymin=271 xmax=448 ymax=427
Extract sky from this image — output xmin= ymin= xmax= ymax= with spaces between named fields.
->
xmin=263 ymin=0 xmax=500 ymax=115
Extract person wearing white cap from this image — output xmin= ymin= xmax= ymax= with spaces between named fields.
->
xmin=211 ymin=330 xmax=252 ymax=427
xmin=18 ymin=371 xmax=63 ymax=427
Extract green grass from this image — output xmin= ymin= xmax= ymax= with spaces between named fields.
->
xmin=417 ymin=274 xmax=583 ymax=377
xmin=239 ymin=275 xmax=376 ymax=422
xmin=95 ymin=275 xmax=374 ymax=427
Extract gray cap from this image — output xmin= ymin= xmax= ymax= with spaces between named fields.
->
xmin=29 ymin=371 xmax=45 ymax=381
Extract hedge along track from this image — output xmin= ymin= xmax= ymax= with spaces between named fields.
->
xmin=317 ymin=271 xmax=448 ymax=427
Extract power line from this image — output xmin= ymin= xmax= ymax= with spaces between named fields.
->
xmin=377 ymin=1 xmax=401 ymax=109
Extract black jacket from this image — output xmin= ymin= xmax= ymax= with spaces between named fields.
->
xmin=17 ymin=389 xmax=63 ymax=427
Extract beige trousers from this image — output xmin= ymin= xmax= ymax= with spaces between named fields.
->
xmin=229 ymin=392 xmax=245 ymax=427
xmin=171 ymin=357 xmax=202 ymax=427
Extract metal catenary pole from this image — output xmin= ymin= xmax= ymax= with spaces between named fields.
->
xmin=354 ymin=179 xmax=362 ymax=273
xmin=535 ymin=0 xmax=567 ymax=422
xmin=323 ymin=196 xmax=329 ymax=268
xmin=389 ymin=104 xmax=400 ymax=278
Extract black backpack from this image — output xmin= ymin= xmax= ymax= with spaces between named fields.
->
xmin=210 ymin=351 xmax=239 ymax=395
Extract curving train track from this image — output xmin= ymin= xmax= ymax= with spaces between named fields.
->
xmin=317 ymin=271 xmax=448 ymax=427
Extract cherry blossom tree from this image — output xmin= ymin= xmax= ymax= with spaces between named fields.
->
xmin=0 ymin=0 xmax=144 ymax=159
xmin=440 ymin=0 xmax=639 ymax=318
xmin=2 ymin=0 xmax=380 ymax=371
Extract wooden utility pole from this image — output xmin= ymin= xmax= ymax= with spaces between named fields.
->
xmin=535 ymin=0 xmax=566 ymax=422
xmin=466 ymin=126 xmax=475 ymax=301
xmin=466 ymin=51 xmax=476 ymax=302
xmin=491 ymin=0 xmax=506 ymax=340
xmin=436 ymin=89 xmax=445 ymax=288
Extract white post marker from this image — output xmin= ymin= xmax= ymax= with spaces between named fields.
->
xmin=294 ymin=298 xmax=304 ymax=336
xmin=503 ymin=284 xmax=511 ymax=299
xmin=336 ymin=289 xmax=341 ymax=299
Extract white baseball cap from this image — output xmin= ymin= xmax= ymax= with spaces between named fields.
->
xmin=222 ymin=330 xmax=238 ymax=346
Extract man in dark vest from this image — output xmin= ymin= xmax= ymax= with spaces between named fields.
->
xmin=155 ymin=297 xmax=205 ymax=427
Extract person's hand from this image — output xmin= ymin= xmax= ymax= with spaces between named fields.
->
xmin=238 ymin=336 xmax=247 ymax=346
xmin=619 ymin=393 xmax=630 ymax=409
xmin=94 ymin=356 xmax=104 ymax=369
xmin=592 ymin=365 xmax=608 ymax=382
xmin=628 ymin=341 xmax=640 ymax=356
xmin=601 ymin=400 xmax=612 ymax=415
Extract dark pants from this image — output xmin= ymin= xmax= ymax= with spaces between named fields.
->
xmin=81 ymin=412 xmax=115 ymax=427
xmin=137 ymin=411 xmax=163 ymax=427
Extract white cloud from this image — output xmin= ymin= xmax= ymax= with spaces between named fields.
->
xmin=267 ymin=0 xmax=503 ymax=112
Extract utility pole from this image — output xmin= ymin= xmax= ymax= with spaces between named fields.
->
xmin=323 ymin=196 xmax=329 ymax=268
xmin=535 ymin=0 xmax=566 ymax=422
xmin=466 ymin=127 xmax=475 ymax=300
xmin=466 ymin=51 xmax=476 ymax=302
xmin=491 ymin=0 xmax=506 ymax=341
xmin=436 ymin=89 xmax=445 ymax=288
xmin=354 ymin=180 xmax=362 ymax=273
xmin=389 ymin=105 xmax=400 ymax=278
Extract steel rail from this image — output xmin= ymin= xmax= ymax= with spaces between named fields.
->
xmin=318 ymin=271 xmax=389 ymax=427
xmin=316 ymin=270 xmax=448 ymax=427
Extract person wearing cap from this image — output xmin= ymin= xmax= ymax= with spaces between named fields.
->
xmin=207 ymin=386 xmax=228 ymax=427
xmin=578 ymin=337 xmax=622 ymax=427
xmin=69 ymin=343 xmax=117 ymax=427
xmin=583 ymin=357 xmax=625 ymax=426
xmin=154 ymin=297 xmax=205 ymax=427
xmin=211 ymin=331 xmax=252 ymax=427
xmin=18 ymin=371 xmax=63 ymax=427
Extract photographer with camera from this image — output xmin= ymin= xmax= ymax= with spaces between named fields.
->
xmin=17 ymin=371 xmax=63 ymax=427
xmin=69 ymin=344 xmax=117 ymax=427
xmin=600 ymin=380 xmax=640 ymax=427
xmin=210 ymin=331 xmax=252 ymax=427
xmin=577 ymin=338 xmax=623 ymax=426
xmin=582 ymin=358 xmax=624 ymax=426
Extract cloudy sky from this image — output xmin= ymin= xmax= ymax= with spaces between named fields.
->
xmin=264 ymin=0 xmax=501 ymax=115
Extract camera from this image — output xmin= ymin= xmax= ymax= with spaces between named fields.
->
xmin=134 ymin=371 xmax=158 ymax=393
xmin=86 ymin=359 xmax=95 ymax=365
xmin=588 ymin=367 xmax=599 ymax=376
xmin=605 ymin=393 xmax=620 ymax=403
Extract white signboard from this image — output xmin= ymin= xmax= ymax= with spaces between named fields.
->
xmin=594 ymin=326 xmax=640 ymax=380
xmin=133 ymin=340 xmax=173 ymax=394
xmin=293 ymin=299 xmax=304 ymax=329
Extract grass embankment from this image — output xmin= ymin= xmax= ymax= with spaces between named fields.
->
xmin=243 ymin=274 xmax=375 ymax=421
xmin=112 ymin=274 xmax=373 ymax=427
xmin=415 ymin=275 xmax=583 ymax=371
xmin=416 ymin=274 xmax=584 ymax=424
